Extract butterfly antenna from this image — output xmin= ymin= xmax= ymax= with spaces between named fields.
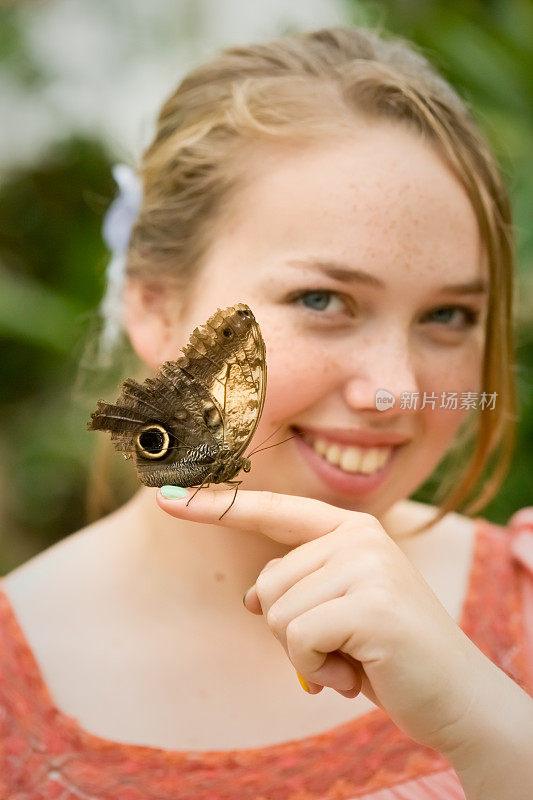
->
xmin=246 ymin=423 xmax=286 ymax=456
xmin=247 ymin=428 xmax=305 ymax=457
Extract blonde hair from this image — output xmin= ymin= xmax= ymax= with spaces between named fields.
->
xmin=88 ymin=25 xmax=516 ymax=531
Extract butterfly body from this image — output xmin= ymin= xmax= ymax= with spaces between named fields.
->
xmin=88 ymin=303 xmax=266 ymax=493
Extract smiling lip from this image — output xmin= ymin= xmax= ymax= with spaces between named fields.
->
xmin=291 ymin=433 xmax=400 ymax=495
xmin=291 ymin=425 xmax=411 ymax=448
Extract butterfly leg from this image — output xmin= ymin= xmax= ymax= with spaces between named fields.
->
xmin=218 ymin=480 xmax=243 ymax=520
xmin=186 ymin=475 xmax=215 ymax=507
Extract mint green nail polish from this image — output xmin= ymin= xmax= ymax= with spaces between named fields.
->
xmin=161 ymin=485 xmax=189 ymax=500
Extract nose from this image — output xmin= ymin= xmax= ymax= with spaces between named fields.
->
xmin=342 ymin=327 xmax=420 ymax=415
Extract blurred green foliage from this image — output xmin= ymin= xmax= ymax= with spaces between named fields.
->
xmin=0 ymin=1 xmax=531 ymax=573
xmin=0 ymin=137 xmax=120 ymax=572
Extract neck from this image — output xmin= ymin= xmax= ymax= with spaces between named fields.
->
xmin=115 ymin=487 xmax=292 ymax=618
xmin=106 ymin=488 xmax=434 ymax=623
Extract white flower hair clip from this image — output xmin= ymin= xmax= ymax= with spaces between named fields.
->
xmin=98 ymin=163 xmax=142 ymax=362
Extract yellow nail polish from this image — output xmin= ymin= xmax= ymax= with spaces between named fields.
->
xmin=296 ymin=672 xmax=309 ymax=692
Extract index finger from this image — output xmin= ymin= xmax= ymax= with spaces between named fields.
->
xmin=156 ymin=485 xmax=368 ymax=546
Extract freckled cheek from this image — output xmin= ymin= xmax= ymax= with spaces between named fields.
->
xmin=421 ymin=348 xmax=483 ymax=395
xmin=422 ymin=407 xmax=470 ymax=446
xmin=261 ymin=340 xmax=337 ymax=420
xmin=413 ymin=346 xmax=481 ymax=448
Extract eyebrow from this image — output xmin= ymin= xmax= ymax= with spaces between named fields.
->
xmin=286 ymin=257 xmax=488 ymax=295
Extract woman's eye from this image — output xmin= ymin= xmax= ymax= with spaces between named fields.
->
xmin=290 ymin=290 xmax=349 ymax=317
xmin=423 ymin=305 xmax=479 ymax=329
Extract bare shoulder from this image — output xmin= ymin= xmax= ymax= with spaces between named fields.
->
xmin=387 ymin=498 xmax=475 ymax=541
xmin=1 ymin=501 xmax=132 ymax=627
xmin=3 ymin=513 xmax=109 ymax=588
xmin=393 ymin=498 xmax=477 ymax=565
xmin=0 ymin=498 xmax=141 ymax=710
xmin=386 ymin=499 xmax=477 ymax=623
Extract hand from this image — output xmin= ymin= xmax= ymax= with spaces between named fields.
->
xmin=156 ymin=486 xmax=498 ymax=757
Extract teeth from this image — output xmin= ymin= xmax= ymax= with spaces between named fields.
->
xmin=324 ymin=443 xmax=342 ymax=465
xmin=309 ymin=437 xmax=391 ymax=474
xmin=340 ymin=446 xmax=364 ymax=472
xmin=360 ymin=449 xmax=385 ymax=473
xmin=313 ymin=438 xmax=328 ymax=456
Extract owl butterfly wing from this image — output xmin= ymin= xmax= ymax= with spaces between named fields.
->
xmin=87 ymin=303 xmax=266 ymax=486
xmin=88 ymin=368 xmax=223 ymax=487
xmin=175 ymin=303 xmax=266 ymax=460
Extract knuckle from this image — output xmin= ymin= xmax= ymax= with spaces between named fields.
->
xmin=357 ymin=511 xmax=380 ymax=526
xmin=266 ymin=603 xmax=285 ymax=632
xmin=328 ymin=522 xmax=353 ymax=543
xmin=364 ymin=582 xmax=395 ymax=616
xmin=254 ymin=571 xmax=273 ymax=597
xmin=258 ymin=490 xmax=282 ymax=516
xmin=348 ymin=511 xmax=378 ymax=528
xmin=330 ymin=545 xmax=383 ymax=578
xmin=261 ymin=558 xmax=281 ymax=574
xmin=286 ymin=617 xmax=306 ymax=648
xmin=336 ymin=515 xmax=384 ymax=544
xmin=321 ymin=554 xmax=357 ymax=584
xmin=359 ymin=549 xmax=386 ymax=574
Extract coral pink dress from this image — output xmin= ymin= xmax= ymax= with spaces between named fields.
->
xmin=1 ymin=509 xmax=532 ymax=799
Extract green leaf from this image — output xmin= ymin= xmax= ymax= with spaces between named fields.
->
xmin=0 ymin=266 xmax=84 ymax=353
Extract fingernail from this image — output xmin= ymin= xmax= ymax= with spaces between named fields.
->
xmin=160 ymin=485 xmax=189 ymax=500
xmin=296 ymin=672 xmax=309 ymax=692
xmin=242 ymin=586 xmax=252 ymax=606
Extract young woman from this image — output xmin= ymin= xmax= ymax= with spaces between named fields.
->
xmin=1 ymin=25 xmax=532 ymax=800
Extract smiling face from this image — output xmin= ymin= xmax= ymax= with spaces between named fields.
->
xmin=128 ymin=119 xmax=488 ymax=520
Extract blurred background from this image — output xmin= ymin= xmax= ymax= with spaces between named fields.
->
xmin=0 ymin=0 xmax=531 ymax=574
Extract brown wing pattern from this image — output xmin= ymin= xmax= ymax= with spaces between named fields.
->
xmin=87 ymin=303 xmax=266 ymax=487
xmin=176 ymin=303 xmax=266 ymax=458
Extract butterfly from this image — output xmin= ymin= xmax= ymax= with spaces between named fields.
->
xmin=88 ymin=303 xmax=267 ymax=519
